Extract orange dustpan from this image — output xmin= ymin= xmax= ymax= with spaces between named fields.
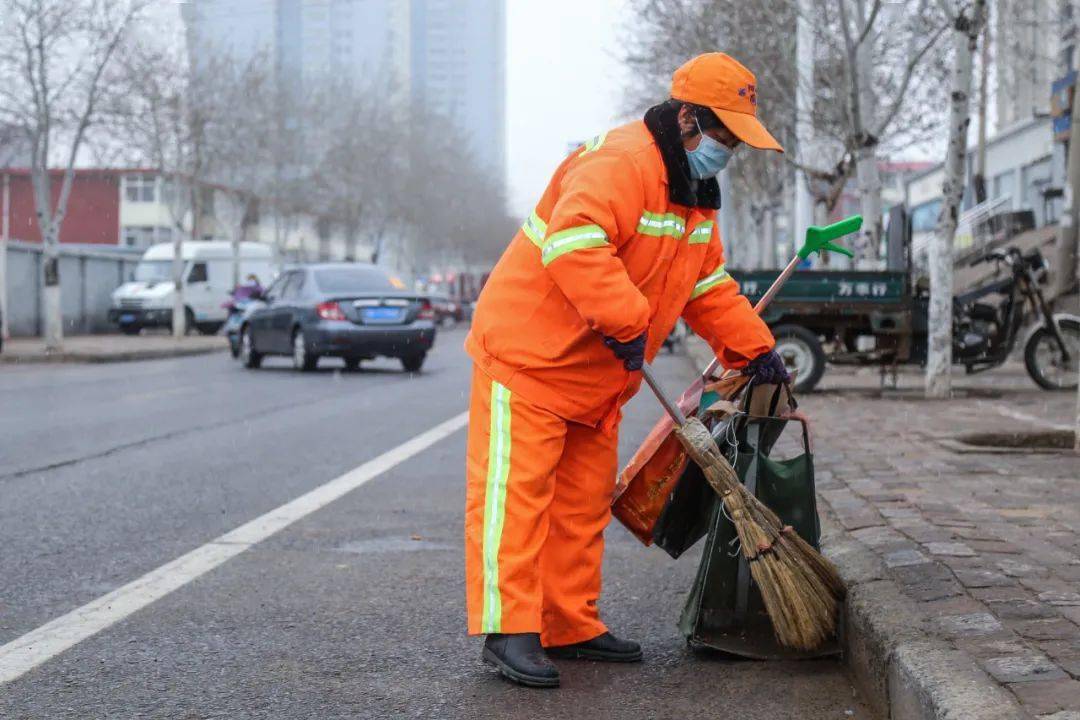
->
xmin=612 ymin=216 xmax=861 ymax=545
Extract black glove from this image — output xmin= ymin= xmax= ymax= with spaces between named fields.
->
xmin=603 ymin=333 xmax=646 ymax=371
xmin=741 ymin=349 xmax=791 ymax=386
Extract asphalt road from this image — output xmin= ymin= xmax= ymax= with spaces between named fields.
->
xmin=0 ymin=328 xmax=874 ymax=719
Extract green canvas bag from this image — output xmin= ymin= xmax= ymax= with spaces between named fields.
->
xmin=677 ymin=415 xmax=837 ymax=659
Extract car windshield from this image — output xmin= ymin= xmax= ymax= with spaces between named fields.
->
xmin=134 ymin=260 xmax=173 ymax=283
xmin=313 ymin=267 xmax=396 ymax=293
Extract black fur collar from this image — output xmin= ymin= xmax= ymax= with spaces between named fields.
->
xmin=643 ymin=102 xmax=722 ymax=210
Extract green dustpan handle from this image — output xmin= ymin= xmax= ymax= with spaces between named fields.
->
xmin=797 ymin=215 xmax=861 ymax=259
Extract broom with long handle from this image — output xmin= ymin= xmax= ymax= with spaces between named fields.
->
xmin=637 ymin=215 xmax=862 ymax=650
xmin=663 ymin=216 xmax=864 ymax=431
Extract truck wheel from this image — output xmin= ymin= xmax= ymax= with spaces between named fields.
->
xmin=1024 ymin=317 xmax=1079 ymax=391
xmin=772 ymin=324 xmax=827 ymax=393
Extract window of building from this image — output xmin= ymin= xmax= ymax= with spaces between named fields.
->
xmin=125 ymin=174 xmax=156 ymax=203
xmin=122 ymin=226 xmax=157 ymax=248
xmin=910 ymin=199 xmax=942 ymax=234
xmin=1021 ymin=157 xmax=1053 ymax=226
xmin=990 ymin=169 xmax=1015 ymax=203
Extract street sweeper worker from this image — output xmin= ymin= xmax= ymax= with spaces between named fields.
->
xmin=464 ymin=52 xmax=791 ymax=688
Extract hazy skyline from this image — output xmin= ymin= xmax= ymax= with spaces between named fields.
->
xmin=505 ymin=0 xmax=631 ymax=216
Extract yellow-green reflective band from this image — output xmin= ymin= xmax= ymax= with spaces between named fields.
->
xmin=690 ymin=264 xmax=732 ymax=299
xmin=582 ymin=132 xmax=607 ymax=154
xmin=688 ymin=221 xmax=713 ymax=244
xmin=481 ymin=381 xmax=512 ymax=633
xmin=541 ymin=224 xmax=608 ymax=266
xmin=521 ymin=210 xmax=547 ymax=249
xmin=637 ymin=210 xmax=685 ymax=238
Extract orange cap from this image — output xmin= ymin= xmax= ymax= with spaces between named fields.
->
xmin=671 ymin=53 xmax=783 ymax=153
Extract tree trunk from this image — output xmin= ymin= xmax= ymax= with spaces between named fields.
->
xmin=1055 ymin=71 xmax=1080 ymax=301
xmin=855 ymin=143 xmax=883 ymax=265
xmin=42 ymin=234 xmax=63 ymax=350
xmin=173 ymin=183 xmax=196 ymax=338
xmin=854 ymin=37 xmax=882 ymax=266
xmin=793 ymin=0 xmax=815 ymax=264
xmin=762 ymin=207 xmax=776 ymax=269
xmin=927 ymin=0 xmax=986 ymax=399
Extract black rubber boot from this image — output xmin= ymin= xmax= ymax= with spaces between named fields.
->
xmin=546 ymin=631 xmax=643 ymax=662
xmin=482 ymin=633 xmax=560 ymax=688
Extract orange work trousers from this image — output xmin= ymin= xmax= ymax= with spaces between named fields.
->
xmin=465 ymin=365 xmax=618 ymax=647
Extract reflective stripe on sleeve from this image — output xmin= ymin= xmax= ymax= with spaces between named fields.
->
xmin=690 ymin=263 xmax=733 ymax=299
xmin=688 ymin=221 xmax=714 ymax=245
xmin=521 ymin=210 xmax=547 ymax=249
xmin=480 ymin=381 xmax=512 ymax=633
xmin=581 ymin=132 xmax=607 ymax=154
xmin=636 ymin=210 xmax=686 ymax=238
xmin=540 ymin=224 xmax=609 ymax=266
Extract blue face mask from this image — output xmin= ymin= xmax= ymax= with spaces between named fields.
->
xmin=686 ymin=118 xmax=734 ymax=179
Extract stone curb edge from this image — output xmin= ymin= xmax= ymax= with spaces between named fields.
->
xmin=0 ymin=345 xmax=226 ymax=364
xmin=681 ymin=336 xmax=1028 ymax=720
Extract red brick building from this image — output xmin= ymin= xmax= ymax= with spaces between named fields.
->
xmin=2 ymin=169 xmax=121 ymax=245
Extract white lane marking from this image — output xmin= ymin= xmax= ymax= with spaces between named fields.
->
xmin=0 ymin=411 xmax=469 ymax=685
xmin=980 ymin=401 xmax=1072 ymax=432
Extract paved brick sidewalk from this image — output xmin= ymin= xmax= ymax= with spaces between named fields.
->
xmin=1 ymin=333 xmax=226 ymax=364
xmin=800 ymin=363 xmax=1079 ymax=718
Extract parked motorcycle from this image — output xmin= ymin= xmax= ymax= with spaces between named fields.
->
xmin=954 ymin=247 xmax=1078 ymax=390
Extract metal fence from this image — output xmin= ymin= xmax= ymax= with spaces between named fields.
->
xmin=4 ymin=241 xmax=142 ymax=336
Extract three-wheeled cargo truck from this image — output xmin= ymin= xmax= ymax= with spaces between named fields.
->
xmin=731 ymin=245 xmax=1079 ymax=393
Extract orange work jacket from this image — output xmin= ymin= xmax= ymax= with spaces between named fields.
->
xmin=466 ymin=113 xmax=774 ymax=433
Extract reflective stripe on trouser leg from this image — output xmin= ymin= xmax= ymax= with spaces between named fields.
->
xmin=481 ymin=380 xmax=512 ymax=632
xmin=465 ymin=365 xmax=566 ymax=636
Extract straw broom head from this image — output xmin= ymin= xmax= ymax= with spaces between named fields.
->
xmin=674 ymin=417 xmax=845 ymax=651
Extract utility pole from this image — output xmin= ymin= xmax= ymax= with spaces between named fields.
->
xmin=973 ymin=15 xmax=990 ymax=204
xmin=793 ymin=0 xmax=815 ymax=265
xmin=1 ymin=172 xmax=9 ymax=341
xmin=1058 ymin=0 xmax=1080 ymax=302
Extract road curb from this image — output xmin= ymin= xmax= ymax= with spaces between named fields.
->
xmin=682 ymin=336 xmax=1028 ymax=720
xmin=0 ymin=345 xmax=226 ymax=364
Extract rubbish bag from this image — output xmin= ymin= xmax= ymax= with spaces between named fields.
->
xmin=677 ymin=415 xmax=837 ymax=659
xmin=651 ymin=383 xmax=793 ymax=559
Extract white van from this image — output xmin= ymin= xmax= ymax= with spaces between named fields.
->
xmin=109 ymin=241 xmax=274 ymax=335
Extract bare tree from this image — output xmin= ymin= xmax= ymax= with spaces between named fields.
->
xmin=0 ymin=0 xmax=148 ymax=349
xmin=926 ymin=0 xmax=988 ymax=398
xmin=115 ymin=33 xmax=270 ymax=335
xmin=621 ymin=0 xmax=951 ymax=264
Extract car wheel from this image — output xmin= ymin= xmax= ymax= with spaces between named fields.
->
xmin=292 ymin=328 xmax=319 ymax=371
xmin=401 ymin=352 xmax=426 ymax=373
xmin=120 ymin=325 xmax=142 ymax=336
xmin=196 ymin=321 xmax=222 ymax=336
xmin=772 ymin=324 xmax=826 ymax=392
xmin=240 ymin=325 xmax=262 ymax=369
xmin=343 ymin=357 xmax=362 ymax=371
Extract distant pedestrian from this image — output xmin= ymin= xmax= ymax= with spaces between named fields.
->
xmin=464 ymin=52 xmax=791 ymax=688
xmin=232 ymin=274 xmax=264 ymax=302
